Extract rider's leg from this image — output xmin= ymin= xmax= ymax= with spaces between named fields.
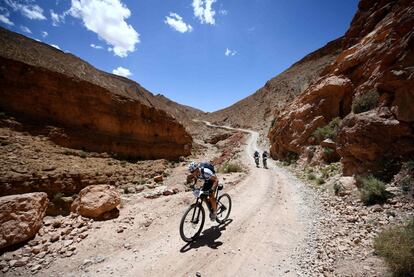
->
xmin=209 ymin=191 xmax=217 ymax=213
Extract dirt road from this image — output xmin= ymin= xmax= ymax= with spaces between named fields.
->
xmin=36 ymin=124 xmax=316 ymax=277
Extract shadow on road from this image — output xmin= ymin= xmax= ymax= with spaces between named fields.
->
xmin=180 ymin=219 xmax=233 ymax=253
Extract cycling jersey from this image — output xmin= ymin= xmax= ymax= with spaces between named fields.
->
xmin=198 ymin=167 xmax=215 ymax=191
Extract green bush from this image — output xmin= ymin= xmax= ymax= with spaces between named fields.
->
xmin=358 ymin=175 xmax=389 ymax=205
xmin=284 ymin=151 xmax=299 ymax=165
xmin=307 ymin=173 xmax=316 ymax=180
xmin=374 ymin=219 xmax=414 ymax=276
xmin=372 ymin=157 xmax=401 ymax=183
xmin=400 ymin=176 xmax=413 ymax=195
xmin=352 ymin=90 xmax=379 ymax=114
xmin=221 ymin=163 xmax=243 ymax=173
xmin=312 ymin=117 xmax=342 ymax=142
xmin=316 ymin=177 xmax=325 ymax=185
xmin=334 ymin=182 xmax=344 ymax=196
xmin=79 ymin=150 xmax=88 ymax=158
xmin=404 ymin=160 xmax=414 ymax=172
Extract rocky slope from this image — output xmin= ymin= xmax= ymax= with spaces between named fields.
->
xmin=0 ymin=27 xmax=193 ymax=160
xmin=269 ymin=0 xmax=414 ymax=175
xmin=204 ymin=37 xmax=343 ymax=136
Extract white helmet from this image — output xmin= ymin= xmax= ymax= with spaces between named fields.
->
xmin=188 ymin=162 xmax=198 ymax=173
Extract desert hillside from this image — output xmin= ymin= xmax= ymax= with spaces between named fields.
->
xmin=204 ymin=37 xmax=343 ymax=137
xmin=0 ymin=27 xmax=202 ymax=160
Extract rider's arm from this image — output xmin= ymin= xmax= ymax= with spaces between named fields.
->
xmin=210 ymin=175 xmax=219 ymax=191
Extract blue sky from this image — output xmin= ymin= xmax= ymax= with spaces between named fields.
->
xmin=0 ymin=0 xmax=359 ymax=112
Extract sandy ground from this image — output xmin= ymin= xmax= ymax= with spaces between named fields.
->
xmin=13 ymin=123 xmax=316 ymax=277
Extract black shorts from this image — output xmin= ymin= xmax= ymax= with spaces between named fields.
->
xmin=202 ymin=180 xmax=214 ymax=191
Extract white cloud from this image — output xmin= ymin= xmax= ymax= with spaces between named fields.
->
xmin=90 ymin=43 xmax=103 ymax=49
xmin=69 ymin=0 xmax=139 ymax=58
xmin=112 ymin=66 xmax=132 ymax=78
xmin=225 ymin=48 xmax=237 ymax=56
xmin=42 ymin=31 xmax=48 ymax=37
xmin=51 ymin=44 xmax=60 ymax=49
xmin=192 ymin=0 xmax=216 ymax=25
xmin=50 ymin=9 xmax=65 ymax=26
xmin=0 ymin=14 xmax=14 ymax=26
xmin=5 ymin=0 xmax=46 ymax=20
xmin=218 ymin=9 xmax=227 ymax=15
xmin=164 ymin=13 xmax=193 ymax=33
xmin=20 ymin=25 xmax=32 ymax=33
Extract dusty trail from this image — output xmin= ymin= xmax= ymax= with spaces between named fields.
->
xmin=38 ymin=123 xmax=315 ymax=277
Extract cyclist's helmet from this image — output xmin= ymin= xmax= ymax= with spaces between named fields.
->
xmin=188 ymin=161 xmax=198 ymax=173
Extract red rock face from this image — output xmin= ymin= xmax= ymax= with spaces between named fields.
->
xmin=269 ymin=0 xmax=414 ymax=175
xmin=0 ymin=30 xmax=192 ymax=160
xmin=337 ymin=108 xmax=414 ymax=176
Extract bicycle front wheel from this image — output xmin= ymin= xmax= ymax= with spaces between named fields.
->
xmin=179 ymin=203 xmax=205 ymax=242
xmin=216 ymin=193 xmax=232 ymax=224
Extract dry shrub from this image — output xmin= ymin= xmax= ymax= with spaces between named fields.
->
xmin=374 ymin=219 xmax=414 ymax=276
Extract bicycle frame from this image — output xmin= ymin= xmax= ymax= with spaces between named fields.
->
xmin=190 ymin=185 xmax=221 ymax=223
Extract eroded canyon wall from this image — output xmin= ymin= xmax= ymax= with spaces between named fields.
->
xmin=0 ymin=28 xmax=192 ymax=160
xmin=269 ymin=0 xmax=414 ymax=175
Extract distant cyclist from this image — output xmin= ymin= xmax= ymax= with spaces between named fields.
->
xmin=254 ymin=150 xmax=260 ymax=167
xmin=262 ymin=150 xmax=269 ymax=169
xmin=187 ymin=162 xmax=219 ymax=221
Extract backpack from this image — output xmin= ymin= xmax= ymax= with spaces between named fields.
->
xmin=199 ymin=162 xmax=215 ymax=175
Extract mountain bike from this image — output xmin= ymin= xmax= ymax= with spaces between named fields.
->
xmin=179 ymin=184 xmax=232 ymax=242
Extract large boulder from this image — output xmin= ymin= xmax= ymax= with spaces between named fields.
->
xmin=71 ymin=185 xmax=120 ymax=219
xmin=0 ymin=192 xmax=48 ymax=249
xmin=337 ymin=108 xmax=414 ymax=176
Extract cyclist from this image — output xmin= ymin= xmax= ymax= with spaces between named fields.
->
xmin=254 ymin=150 xmax=260 ymax=167
xmin=187 ymin=162 xmax=219 ymax=221
xmin=262 ymin=150 xmax=269 ymax=169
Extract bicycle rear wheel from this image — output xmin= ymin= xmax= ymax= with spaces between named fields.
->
xmin=179 ymin=203 xmax=205 ymax=242
xmin=216 ymin=193 xmax=232 ymax=224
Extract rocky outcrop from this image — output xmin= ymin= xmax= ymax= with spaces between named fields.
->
xmin=0 ymin=192 xmax=48 ymax=249
xmin=71 ymin=185 xmax=120 ymax=219
xmin=269 ymin=76 xmax=353 ymax=158
xmin=269 ymin=0 xmax=414 ymax=175
xmin=337 ymin=108 xmax=414 ymax=176
xmin=0 ymin=28 xmax=191 ymax=160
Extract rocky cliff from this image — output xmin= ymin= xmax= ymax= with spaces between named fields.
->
xmin=269 ymin=0 xmax=414 ymax=175
xmin=0 ymin=27 xmax=192 ymax=160
xmin=204 ymin=38 xmax=343 ymax=136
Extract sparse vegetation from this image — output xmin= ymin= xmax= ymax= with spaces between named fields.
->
xmin=79 ymin=150 xmax=88 ymax=159
xmin=307 ymin=173 xmax=316 ymax=180
xmin=352 ymin=90 xmax=379 ymax=114
xmin=316 ymin=177 xmax=325 ymax=185
xmin=400 ymin=176 xmax=414 ymax=195
xmin=358 ymin=175 xmax=389 ymax=205
xmin=311 ymin=117 xmax=342 ymax=143
xmin=372 ymin=157 xmax=401 ymax=183
xmin=374 ymin=219 xmax=414 ymax=276
xmin=220 ymin=162 xmax=243 ymax=173
xmin=283 ymin=151 xmax=299 ymax=165
xmin=0 ymin=111 xmax=6 ymax=118
xmin=333 ymin=182 xmax=344 ymax=196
